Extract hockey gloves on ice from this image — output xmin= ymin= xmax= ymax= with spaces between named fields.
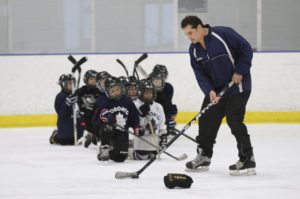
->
xmin=65 ymin=93 xmax=78 ymax=106
xmin=139 ymin=103 xmax=150 ymax=117
xmin=100 ymin=109 xmax=116 ymax=125
xmin=164 ymin=173 xmax=193 ymax=189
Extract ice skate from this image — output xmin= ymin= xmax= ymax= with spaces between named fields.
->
xmin=185 ymin=148 xmax=211 ymax=172
xmin=229 ymin=156 xmax=256 ymax=176
xmin=49 ymin=130 xmax=58 ymax=144
xmin=97 ymin=145 xmax=109 ymax=161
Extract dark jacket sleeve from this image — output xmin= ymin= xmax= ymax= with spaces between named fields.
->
xmin=220 ymin=27 xmax=253 ymax=75
xmin=55 ymin=92 xmax=72 ymax=118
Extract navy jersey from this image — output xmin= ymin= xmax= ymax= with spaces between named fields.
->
xmin=94 ymin=95 xmax=140 ymax=131
xmin=189 ymin=25 xmax=253 ymax=96
xmin=155 ymin=82 xmax=178 ymax=119
xmin=54 ymin=90 xmax=84 ymax=139
xmin=77 ymin=85 xmax=100 ymax=113
xmin=76 ymin=85 xmax=100 ymax=133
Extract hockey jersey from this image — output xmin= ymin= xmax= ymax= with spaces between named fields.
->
xmin=54 ymin=90 xmax=84 ymax=139
xmin=94 ymin=95 xmax=140 ymax=131
xmin=133 ymin=98 xmax=167 ymax=151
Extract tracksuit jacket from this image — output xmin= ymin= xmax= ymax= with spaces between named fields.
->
xmin=189 ymin=25 xmax=253 ymax=96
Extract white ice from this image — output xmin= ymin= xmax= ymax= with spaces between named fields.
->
xmin=1 ymin=124 xmax=300 ymax=199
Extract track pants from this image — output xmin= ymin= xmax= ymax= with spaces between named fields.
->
xmin=196 ymin=91 xmax=254 ymax=161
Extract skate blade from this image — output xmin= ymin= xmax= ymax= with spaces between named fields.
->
xmin=229 ymin=168 xmax=256 ymax=176
xmin=185 ymin=166 xmax=209 ymax=172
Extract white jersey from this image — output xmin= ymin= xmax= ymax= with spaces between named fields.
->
xmin=133 ymin=99 xmax=166 ymax=151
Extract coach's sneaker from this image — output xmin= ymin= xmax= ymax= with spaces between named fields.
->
xmin=97 ymin=145 xmax=109 ymax=161
xmin=49 ymin=130 xmax=58 ymax=144
xmin=229 ymin=156 xmax=256 ymax=176
xmin=185 ymin=148 xmax=211 ymax=171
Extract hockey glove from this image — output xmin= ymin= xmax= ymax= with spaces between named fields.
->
xmin=100 ymin=109 xmax=115 ymax=125
xmin=159 ymin=134 xmax=168 ymax=148
xmin=65 ymin=93 xmax=78 ymax=106
xmin=164 ymin=173 xmax=193 ymax=189
xmin=134 ymin=126 xmax=145 ymax=137
xmin=139 ymin=103 xmax=150 ymax=117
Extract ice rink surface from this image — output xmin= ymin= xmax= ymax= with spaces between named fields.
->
xmin=1 ymin=124 xmax=300 ymax=199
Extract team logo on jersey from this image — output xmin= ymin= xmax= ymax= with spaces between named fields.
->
xmin=108 ymin=107 xmax=129 ymax=131
xmin=81 ymin=94 xmax=96 ymax=110
xmin=148 ymin=111 xmax=160 ymax=120
xmin=145 ymin=117 xmax=158 ymax=135
xmin=116 ymin=112 xmax=127 ymax=129
xmin=109 ymin=106 xmax=129 ymax=115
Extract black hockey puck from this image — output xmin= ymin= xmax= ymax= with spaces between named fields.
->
xmin=132 ymin=175 xmax=139 ymax=179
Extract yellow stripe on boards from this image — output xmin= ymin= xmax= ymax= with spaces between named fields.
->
xmin=175 ymin=112 xmax=300 ymax=124
xmin=0 ymin=112 xmax=300 ymax=128
xmin=0 ymin=114 xmax=57 ymax=128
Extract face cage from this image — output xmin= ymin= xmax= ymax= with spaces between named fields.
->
xmin=105 ymin=84 xmax=125 ymax=100
xmin=96 ymin=79 xmax=106 ymax=93
xmin=152 ymin=77 xmax=165 ymax=91
xmin=126 ymin=85 xmax=139 ymax=100
xmin=161 ymin=72 xmax=168 ymax=80
xmin=61 ymin=79 xmax=75 ymax=92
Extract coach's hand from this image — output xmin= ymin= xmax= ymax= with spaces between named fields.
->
xmin=232 ymin=73 xmax=243 ymax=84
xmin=209 ymin=90 xmax=221 ymax=104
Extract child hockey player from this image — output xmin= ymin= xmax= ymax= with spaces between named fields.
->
xmin=77 ymin=70 xmax=100 ymax=147
xmin=130 ymin=79 xmax=167 ymax=160
xmin=49 ymin=74 xmax=84 ymax=145
xmin=94 ymin=76 xmax=140 ymax=162
xmin=149 ymin=65 xmax=178 ymax=136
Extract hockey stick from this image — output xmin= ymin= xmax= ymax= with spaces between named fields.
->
xmin=133 ymin=53 xmax=148 ymax=81
xmin=116 ymin=59 xmax=130 ymax=78
xmin=119 ymin=125 xmax=187 ymax=161
xmin=136 ymin=64 xmax=149 ymax=78
xmin=115 ymin=81 xmax=235 ymax=179
xmin=68 ymin=55 xmax=87 ymax=145
xmin=68 ymin=55 xmax=77 ymax=65
xmin=70 ymin=56 xmax=87 ymax=89
xmin=174 ymin=128 xmax=197 ymax=143
xmin=146 ymin=115 xmax=159 ymax=154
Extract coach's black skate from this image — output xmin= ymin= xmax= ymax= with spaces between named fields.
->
xmin=97 ymin=145 xmax=109 ymax=161
xmin=185 ymin=148 xmax=211 ymax=172
xmin=229 ymin=156 xmax=256 ymax=176
xmin=49 ymin=130 xmax=58 ymax=144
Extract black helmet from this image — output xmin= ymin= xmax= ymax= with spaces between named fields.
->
xmin=104 ymin=76 xmax=124 ymax=100
xmin=126 ymin=76 xmax=139 ymax=100
xmin=153 ymin=64 xmax=168 ymax=79
xmin=83 ymin=70 xmax=98 ymax=84
xmin=58 ymin=74 xmax=75 ymax=92
xmin=139 ymin=79 xmax=156 ymax=103
xmin=96 ymin=71 xmax=111 ymax=93
xmin=118 ymin=76 xmax=128 ymax=96
xmin=149 ymin=70 xmax=165 ymax=91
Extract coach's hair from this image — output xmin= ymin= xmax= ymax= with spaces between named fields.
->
xmin=181 ymin=15 xmax=204 ymax=29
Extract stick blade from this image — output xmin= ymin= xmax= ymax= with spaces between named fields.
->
xmin=178 ymin=153 xmax=188 ymax=161
xmin=115 ymin=171 xmax=139 ymax=179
